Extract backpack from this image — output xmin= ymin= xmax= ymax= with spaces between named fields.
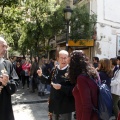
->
xmin=93 ymin=80 xmax=113 ymax=120
xmin=81 ymin=73 xmax=113 ymax=119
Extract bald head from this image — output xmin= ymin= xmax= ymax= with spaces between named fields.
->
xmin=0 ymin=37 xmax=7 ymax=58
xmin=0 ymin=37 xmax=7 ymax=44
xmin=58 ymin=50 xmax=69 ymax=69
xmin=59 ymin=50 xmax=68 ymax=56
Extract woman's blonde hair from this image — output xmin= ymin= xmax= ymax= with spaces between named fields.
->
xmin=99 ymin=58 xmax=113 ymax=77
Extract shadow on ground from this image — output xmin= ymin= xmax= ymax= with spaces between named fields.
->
xmin=12 ymin=84 xmax=50 ymax=120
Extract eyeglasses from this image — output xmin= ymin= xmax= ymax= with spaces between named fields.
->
xmin=59 ymin=57 xmax=68 ymax=60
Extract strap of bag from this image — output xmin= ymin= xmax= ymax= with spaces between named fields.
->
xmin=51 ymin=65 xmax=69 ymax=82
xmin=51 ymin=66 xmax=58 ymax=82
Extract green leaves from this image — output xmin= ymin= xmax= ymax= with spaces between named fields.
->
xmin=0 ymin=0 xmax=96 ymax=57
xmin=0 ymin=0 xmax=18 ymax=6
xmin=70 ymin=5 xmax=97 ymax=40
xmin=0 ymin=5 xmax=23 ymax=51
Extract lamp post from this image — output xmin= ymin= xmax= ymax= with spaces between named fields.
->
xmin=64 ymin=6 xmax=73 ymax=51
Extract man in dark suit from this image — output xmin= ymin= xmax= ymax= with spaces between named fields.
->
xmin=0 ymin=37 xmax=19 ymax=120
xmin=37 ymin=50 xmax=75 ymax=120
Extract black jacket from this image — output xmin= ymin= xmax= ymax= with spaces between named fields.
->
xmin=0 ymin=60 xmax=19 ymax=120
xmin=40 ymin=66 xmax=75 ymax=114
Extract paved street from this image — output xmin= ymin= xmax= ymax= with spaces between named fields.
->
xmin=12 ymin=85 xmax=75 ymax=120
xmin=13 ymin=103 xmax=48 ymax=120
xmin=12 ymin=85 xmax=49 ymax=120
xmin=11 ymin=85 xmax=115 ymax=120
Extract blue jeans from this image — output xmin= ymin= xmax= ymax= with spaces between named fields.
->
xmin=38 ymin=81 xmax=45 ymax=92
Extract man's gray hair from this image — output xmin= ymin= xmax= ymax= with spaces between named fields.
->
xmin=59 ymin=50 xmax=68 ymax=56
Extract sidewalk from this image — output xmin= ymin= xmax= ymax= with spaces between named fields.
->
xmin=12 ymin=85 xmax=115 ymax=120
xmin=12 ymin=85 xmax=75 ymax=120
xmin=12 ymin=85 xmax=50 ymax=120
xmin=12 ymin=85 xmax=49 ymax=105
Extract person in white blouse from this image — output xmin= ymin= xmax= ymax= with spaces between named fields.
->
xmin=111 ymin=56 xmax=120 ymax=119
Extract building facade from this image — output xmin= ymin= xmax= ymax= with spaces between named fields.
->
xmin=50 ymin=0 xmax=120 ymax=59
xmin=80 ymin=0 xmax=120 ymax=59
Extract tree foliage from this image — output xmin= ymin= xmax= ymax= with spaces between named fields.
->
xmin=0 ymin=4 xmax=23 ymax=50
xmin=0 ymin=0 xmax=96 ymax=57
xmin=70 ymin=5 xmax=97 ymax=41
xmin=19 ymin=0 xmax=66 ymax=56
xmin=18 ymin=0 xmax=57 ymax=56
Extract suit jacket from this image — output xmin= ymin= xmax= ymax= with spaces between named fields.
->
xmin=72 ymin=75 xmax=99 ymax=120
xmin=0 ymin=60 xmax=19 ymax=120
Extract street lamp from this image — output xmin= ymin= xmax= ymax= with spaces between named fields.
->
xmin=64 ymin=6 xmax=73 ymax=51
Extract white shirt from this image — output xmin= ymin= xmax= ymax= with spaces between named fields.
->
xmin=111 ymin=69 xmax=120 ymax=96
xmin=57 ymin=64 xmax=69 ymax=70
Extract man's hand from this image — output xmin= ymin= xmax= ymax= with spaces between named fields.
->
xmin=37 ymin=69 xmax=42 ymax=76
xmin=0 ymin=85 xmax=3 ymax=93
xmin=0 ymin=74 xmax=9 ymax=86
xmin=51 ymin=82 xmax=61 ymax=90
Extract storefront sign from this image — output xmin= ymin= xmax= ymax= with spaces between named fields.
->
xmin=68 ymin=39 xmax=94 ymax=46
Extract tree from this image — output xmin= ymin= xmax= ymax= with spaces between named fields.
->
xmin=0 ymin=1 xmax=24 ymax=53
xmin=18 ymin=0 xmax=52 ymax=57
xmin=0 ymin=6 xmax=23 ymax=49
xmin=0 ymin=0 xmax=18 ymax=16
xmin=70 ymin=5 xmax=97 ymax=41
xmin=19 ymin=0 xmax=66 ymax=57
xmin=0 ymin=0 xmax=97 ymax=57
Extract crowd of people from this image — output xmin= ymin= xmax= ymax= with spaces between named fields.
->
xmin=9 ymin=56 xmax=56 ymax=97
xmin=1 ymin=36 xmax=120 ymax=120
xmin=37 ymin=50 xmax=120 ymax=120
